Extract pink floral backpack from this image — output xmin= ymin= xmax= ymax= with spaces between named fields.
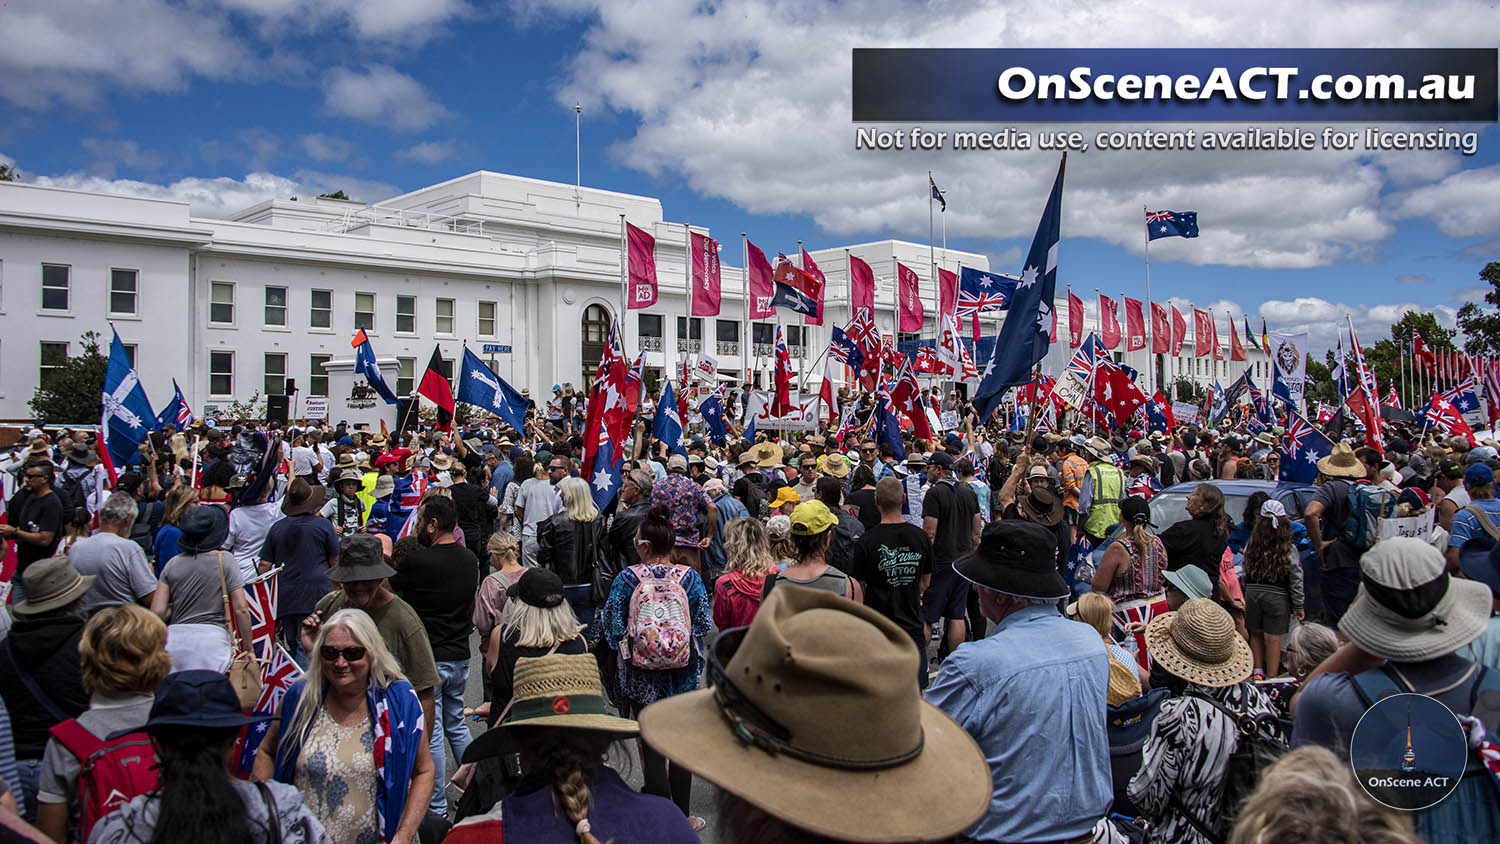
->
xmin=624 ymin=564 xmax=693 ymax=670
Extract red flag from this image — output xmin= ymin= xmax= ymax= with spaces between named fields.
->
xmin=772 ymin=325 xmax=794 ymax=415
xmin=1094 ymin=360 xmax=1147 ymax=424
xmin=416 ymin=346 xmax=454 ymax=431
xmin=1153 ymin=390 xmax=1176 ymax=427
xmin=1424 ymin=390 xmax=1477 ymax=445
xmin=1193 ymin=309 xmax=1213 ymax=357
xmin=1212 ymin=317 xmax=1224 ymax=361
xmin=1067 ymin=289 xmax=1084 ymax=348
xmin=690 ymin=232 xmax=721 ymax=316
xmin=1100 ymin=294 xmax=1121 ymax=350
xmin=1050 ymin=301 xmax=1058 ymax=343
xmin=938 ymin=267 xmax=959 ymax=317
xmin=849 ymin=255 xmax=875 ymax=311
xmin=625 ymin=222 xmax=658 ymax=309
xmin=746 ymin=240 xmax=775 ymax=319
xmin=1229 ymin=315 xmax=1246 ymax=361
xmin=889 ymin=362 xmax=934 ymax=441
xmin=800 ymin=248 xmax=826 ymax=326
xmin=819 ymin=359 xmax=838 ymax=426
xmin=1412 ymin=330 xmax=1436 ymax=373
xmin=1150 ymin=302 xmax=1171 ymax=354
xmin=1124 ymin=297 xmax=1146 ymax=352
xmin=1345 ymin=324 xmax=1384 ymax=453
xmin=1171 ymin=305 xmax=1187 ymax=353
xmin=896 ymin=261 xmax=923 ymax=332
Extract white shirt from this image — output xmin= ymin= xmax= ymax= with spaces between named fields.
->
xmin=290 ymin=446 xmax=319 ymax=476
xmin=226 ymin=501 xmax=285 ymax=581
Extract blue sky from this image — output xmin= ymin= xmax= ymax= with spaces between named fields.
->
xmin=2 ymin=0 xmax=1497 ymax=355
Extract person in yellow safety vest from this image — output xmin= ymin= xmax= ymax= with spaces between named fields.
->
xmin=1079 ymin=436 xmax=1126 ymax=544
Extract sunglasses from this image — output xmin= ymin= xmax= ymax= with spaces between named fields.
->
xmin=24 ymin=473 xmax=46 ymax=480
xmin=320 ymin=646 xmax=367 ymax=663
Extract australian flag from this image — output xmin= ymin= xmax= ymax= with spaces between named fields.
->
xmin=155 ymin=379 xmax=192 ymax=432
xmin=973 ymin=155 xmax=1063 ymax=422
xmin=700 ymin=390 xmax=727 ymax=446
xmin=874 ymin=394 xmax=906 ymax=461
xmin=1283 ymin=412 xmax=1334 ymax=484
xmin=1142 ymin=397 xmax=1171 ymax=434
xmin=1066 ymin=333 xmax=1108 ymax=384
xmin=828 ymin=326 xmax=865 ymax=372
xmin=957 ymin=267 xmax=1016 ymax=314
xmin=1421 ymin=378 xmax=1480 ymax=419
xmin=456 ymin=347 xmax=528 ymax=433
xmin=652 ymin=381 xmax=686 ymax=456
xmin=233 ymin=642 xmax=303 ymax=776
xmin=1146 ymin=210 xmax=1199 ymax=241
xmin=351 ymin=329 xmax=399 ymax=404
xmin=100 ymin=328 xmax=156 ymax=482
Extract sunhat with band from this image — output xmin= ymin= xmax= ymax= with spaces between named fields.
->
xmin=637 ymin=586 xmax=989 ymax=843
xmin=461 ymin=652 xmax=637 ymax=765
xmin=1144 ymin=598 xmax=1254 ymax=687
xmin=1316 ymin=442 xmax=1365 ymax=479
xmin=12 ymin=556 xmax=95 ymax=616
xmin=1338 ymin=537 xmax=1491 ymax=662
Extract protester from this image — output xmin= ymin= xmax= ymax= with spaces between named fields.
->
xmin=318 ymin=466 xmax=366 ymax=536
xmin=1302 ymin=441 xmax=1373 ymax=624
xmin=1069 ymin=592 xmax=1145 ymax=701
xmin=150 ymin=506 xmax=254 ymax=673
xmin=258 ymin=478 xmax=339 ymax=665
xmin=446 ymin=462 xmax=494 ymax=565
xmin=712 ymin=518 xmax=775 ymax=630
xmin=517 ymin=457 xmax=562 ymax=567
xmin=1448 ymin=462 xmax=1500 ymax=577
xmin=224 ymin=474 xmax=283 ymax=581
xmin=999 ymin=460 xmax=1071 ymax=576
xmin=1091 ymin=495 xmax=1166 ymax=601
xmin=472 ymin=532 xmax=526 ymax=666
xmin=65 ymin=493 xmax=155 ymax=616
xmin=1078 ymin=436 xmax=1127 ymax=545
xmin=1284 ymin=622 xmax=1339 ymax=682
xmin=52 ymin=511 xmax=89 ymax=560
xmin=814 ymin=476 xmax=863 ymax=575
xmin=149 ymin=485 xmax=198 ymax=575
xmin=926 ymin=520 xmax=1113 ymax=842
xmin=0 ymin=558 xmax=93 ymax=821
xmin=761 ymin=501 xmax=862 ymax=602
xmin=2 ymin=461 xmax=65 ymax=602
xmin=920 ymin=451 xmax=981 ymax=658
xmin=255 ymin=610 xmax=434 ymax=844
xmin=702 ymin=477 xmax=747 ymax=587
xmin=479 ymin=569 xmax=587 ymax=730
xmin=849 ymin=478 xmax=933 ymax=687
xmin=598 ymin=506 xmax=710 ymax=829
xmin=843 ymin=463 xmax=880 ymax=528
xmin=1160 ymin=482 xmax=1231 ymax=599
xmin=602 ymin=468 xmax=653 ymax=585
xmin=88 ymin=670 xmax=329 ymax=844
xmin=34 ymin=605 xmax=171 ymax=843
xmin=537 ymin=477 xmax=606 ymax=640
xmin=1241 ymin=498 xmax=1305 ymax=679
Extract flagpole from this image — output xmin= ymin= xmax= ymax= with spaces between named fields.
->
xmin=928 ymin=170 xmax=937 ymax=354
xmin=844 ymin=248 xmax=853 ymax=389
xmin=741 ymin=233 xmax=751 ymax=392
xmin=684 ymin=223 xmax=695 ymax=394
xmin=618 ymin=214 xmax=629 ymax=357
xmin=797 ymin=239 xmax=807 ymax=392
xmin=1143 ymin=205 xmax=1153 ymax=397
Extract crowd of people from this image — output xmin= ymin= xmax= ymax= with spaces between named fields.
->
xmin=0 ymin=384 xmax=1496 ymax=843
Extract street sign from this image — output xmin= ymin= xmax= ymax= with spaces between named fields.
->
xmin=482 ymin=344 xmax=512 ymax=354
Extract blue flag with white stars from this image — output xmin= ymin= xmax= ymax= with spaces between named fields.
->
xmin=456 ymin=347 xmax=528 ymax=433
xmin=1146 ymin=210 xmax=1199 ymax=241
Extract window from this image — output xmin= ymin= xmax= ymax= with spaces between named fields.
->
xmin=310 ymin=354 xmax=330 ymax=397
xmin=109 ymin=269 xmax=137 ymax=315
xmin=582 ymin=304 xmax=613 ymax=387
xmin=354 ymin=292 xmax=374 ymax=331
xmin=263 ymin=286 xmax=287 ymax=327
xmin=41 ymin=264 xmax=69 ymax=311
xmin=716 ymin=320 xmax=738 ymax=342
xmin=210 ymin=282 xmax=234 ymax=324
xmin=210 ymin=351 xmax=234 ymax=395
xmin=121 ymin=344 xmax=137 ymax=367
xmin=39 ymin=341 xmax=68 ymax=388
xmin=786 ymin=326 xmax=806 ymax=347
xmin=478 ymin=301 xmax=496 ymax=337
xmin=675 ymin=317 xmax=702 ymax=340
xmin=436 ymin=298 xmax=454 ymax=334
xmin=397 ymin=357 xmax=416 ymax=397
xmin=638 ymin=314 xmax=663 ymax=337
xmin=264 ymin=353 xmax=287 ymax=396
xmin=396 ymin=295 xmax=415 ymax=333
xmin=751 ymin=323 xmax=774 ymax=345
xmin=310 ymin=289 xmax=332 ymax=329
xmin=897 ymin=331 xmax=918 ymax=348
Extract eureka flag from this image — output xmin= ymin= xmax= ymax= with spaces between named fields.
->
xmin=456 ymin=347 xmax=528 ymax=433
xmin=101 ymin=328 xmax=156 ymax=478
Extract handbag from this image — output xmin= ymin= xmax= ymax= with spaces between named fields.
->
xmin=218 ymin=551 xmax=264 ymax=710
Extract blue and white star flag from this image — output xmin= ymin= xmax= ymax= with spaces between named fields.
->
xmin=456 ymin=347 xmax=528 ymax=433
xmin=652 ymin=380 xmax=686 ymax=456
xmin=101 ymin=328 xmax=155 ymax=477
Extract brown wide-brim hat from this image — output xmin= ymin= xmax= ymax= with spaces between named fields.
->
xmin=281 ymin=477 xmax=326 ymax=516
xmin=1083 ymin=436 xmax=1114 ymax=462
xmin=639 ymin=588 xmax=989 ymax=843
xmin=1017 ymin=485 xmax=1064 ymax=527
xmin=1144 ymin=598 xmax=1254 ymax=688
xmin=1317 ymin=442 xmax=1365 ymax=478
xmin=13 ymin=556 xmax=96 ymax=616
xmin=750 ymin=441 xmax=782 ymax=468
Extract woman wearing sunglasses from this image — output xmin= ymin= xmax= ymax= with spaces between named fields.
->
xmin=254 ymin=609 xmax=434 ymax=844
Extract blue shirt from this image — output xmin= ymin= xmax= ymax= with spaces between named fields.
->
xmin=1450 ymin=497 xmax=1500 ymax=547
xmin=489 ymin=460 xmax=514 ymax=501
xmin=926 ymin=604 xmax=1112 ymax=842
xmin=705 ymin=493 xmax=748 ymax=576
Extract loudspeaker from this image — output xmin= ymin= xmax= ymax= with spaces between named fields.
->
xmin=396 ymin=398 xmax=420 ymax=431
xmin=266 ymin=394 xmax=290 ymax=425
xmin=285 ymin=378 xmax=297 ymax=396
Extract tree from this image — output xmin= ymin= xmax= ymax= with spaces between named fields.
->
xmin=0 ymin=163 xmax=17 ymax=182
xmin=1375 ymin=310 xmax=1456 ymax=407
xmin=317 ymin=189 xmax=349 ymax=201
xmin=1305 ymin=355 xmax=1335 ymax=405
xmin=1457 ymin=262 xmax=1500 ymax=356
xmin=1172 ymin=377 xmax=1203 ymax=402
xmin=29 ymin=330 xmax=107 ymax=422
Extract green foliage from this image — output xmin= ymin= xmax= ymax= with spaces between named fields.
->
xmin=317 ymin=189 xmax=349 ymax=200
xmin=0 ymin=163 xmax=17 ymax=182
xmin=1172 ymin=377 xmax=1203 ymax=402
xmin=28 ymin=330 xmax=107 ymax=423
xmin=1457 ymin=262 xmax=1500 ymax=357
xmin=224 ymin=391 xmax=266 ymax=421
xmin=1305 ymin=354 xmax=1335 ymax=405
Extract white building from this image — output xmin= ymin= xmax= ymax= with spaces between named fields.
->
xmin=0 ymin=169 xmax=1263 ymax=424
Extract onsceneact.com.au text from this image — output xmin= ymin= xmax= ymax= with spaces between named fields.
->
xmin=995 ymin=67 xmax=1476 ymax=103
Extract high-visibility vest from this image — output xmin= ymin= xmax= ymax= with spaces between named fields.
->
xmin=1081 ymin=462 xmax=1126 ymax=539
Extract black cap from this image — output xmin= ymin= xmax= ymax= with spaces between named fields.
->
xmin=510 ymin=568 xmax=566 ymax=608
xmin=929 ymin=451 xmax=955 ymax=469
xmin=1119 ymin=496 xmax=1155 ymax=527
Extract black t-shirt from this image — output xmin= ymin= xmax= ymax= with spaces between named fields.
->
xmin=390 ymin=541 xmax=479 ymax=662
xmin=846 ymin=488 xmax=881 ymax=529
xmin=921 ymin=478 xmax=979 ymax=568
xmin=5 ymin=488 xmax=64 ymax=572
xmin=850 ymin=522 xmax=933 ymax=638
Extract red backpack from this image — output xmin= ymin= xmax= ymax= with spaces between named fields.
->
xmin=49 ymin=719 xmax=160 ymax=841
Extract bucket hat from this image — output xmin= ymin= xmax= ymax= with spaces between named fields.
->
xmin=954 ymin=520 xmax=1069 ymax=600
xmin=429 ymin=453 xmax=453 ymax=472
xmin=1083 ymin=436 xmax=1113 ymax=462
xmin=281 ymin=477 xmax=326 ymax=516
xmin=370 ymin=475 xmax=396 ymax=499
xmin=1339 ymin=537 xmax=1490 ymax=662
xmin=818 ymin=453 xmax=850 ymax=479
xmin=12 ymin=556 xmax=95 ymax=616
xmin=637 ymin=587 xmax=990 ymax=843
xmin=178 ymin=505 xmax=229 ymax=554
xmin=1163 ymin=566 xmax=1212 ymax=600
xmin=123 ymin=670 xmax=271 ymax=736
xmin=462 ymin=652 xmax=638 ymax=764
xmin=331 ymin=466 xmax=364 ymax=486
xmin=1144 ymin=598 xmax=1254 ymax=687
xmin=1316 ymin=442 xmax=1365 ymax=479
xmin=65 ymin=442 xmax=98 ymax=467
xmin=327 ymin=533 xmax=395 ymax=582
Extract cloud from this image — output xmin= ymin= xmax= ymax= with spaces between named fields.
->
xmin=22 ymin=167 xmax=399 ymax=218
xmin=526 ymin=0 xmax=1493 ymax=271
xmin=79 ymin=139 xmax=162 ymax=177
xmin=300 ymin=133 xmax=355 ymax=161
xmin=1257 ymin=297 xmax=1456 ymax=356
xmin=1396 ymin=273 xmax=1431 ymax=284
xmin=202 ymin=129 xmax=282 ymax=170
xmin=1456 ymin=285 xmax=1489 ymax=303
xmin=394 ymin=140 xmax=458 ymax=165
xmin=1390 ymin=165 xmax=1500 ymax=239
xmin=219 ymin=0 xmax=472 ymax=43
xmin=322 ymin=65 xmax=450 ymax=131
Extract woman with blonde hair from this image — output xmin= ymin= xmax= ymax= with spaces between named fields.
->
xmin=254 ymin=609 xmax=433 ymax=844
xmin=1229 ymin=745 xmax=1421 ymax=844
xmin=151 ymin=484 xmax=199 ymax=575
xmin=537 ymin=476 xmax=607 ymax=640
xmin=713 ymin=518 xmax=777 ymax=629
xmin=34 ymin=605 xmax=172 ymax=843
xmin=473 ymin=532 xmax=527 ymax=697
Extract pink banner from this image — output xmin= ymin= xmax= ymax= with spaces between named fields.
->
xmin=896 ymin=261 xmax=923 ymax=332
xmin=849 ymin=255 xmax=875 ymax=312
xmin=1150 ymin=302 xmax=1171 ymax=354
xmin=690 ymin=231 xmax=721 ymax=317
xmin=1124 ymin=297 xmax=1146 ymax=352
xmin=1100 ymin=294 xmax=1121 ymax=350
xmin=746 ymin=240 xmax=774 ymax=319
xmin=625 ymin=222 xmax=657 ymax=310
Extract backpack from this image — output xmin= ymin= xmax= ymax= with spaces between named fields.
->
xmin=623 ymin=564 xmax=693 ymax=670
xmin=1342 ymin=480 xmax=1396 ymax=551
xmin=1176 ymin=685 xmax=1288 ymax=842
xmin=49 ymin=719 xmax=160 ymax=842
xmin=58 ymin=469 xmax=90 ymax=521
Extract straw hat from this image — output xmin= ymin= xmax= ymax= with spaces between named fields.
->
xmin=461 ymin=652 xmax=638 ymax=764
xmin=1083 ymin=436 xmax=1114 ymax=462
xmin=1316 ymin=442 xmax=1365 ymax=479
xmin=429 ymin=453 xmax=454 ymax=472
xmin=1143 ymin=598 xmax=1253 ymax=687
xmin=1339 ymin=537 xmax=1490 ymax=662
xmin=818 ymin=453 xmax=850 ymax=478
xmin=750 ymin=441 xmax=782 ymax=468
xmin=637 ymin=587 xmax=990 ymax=843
